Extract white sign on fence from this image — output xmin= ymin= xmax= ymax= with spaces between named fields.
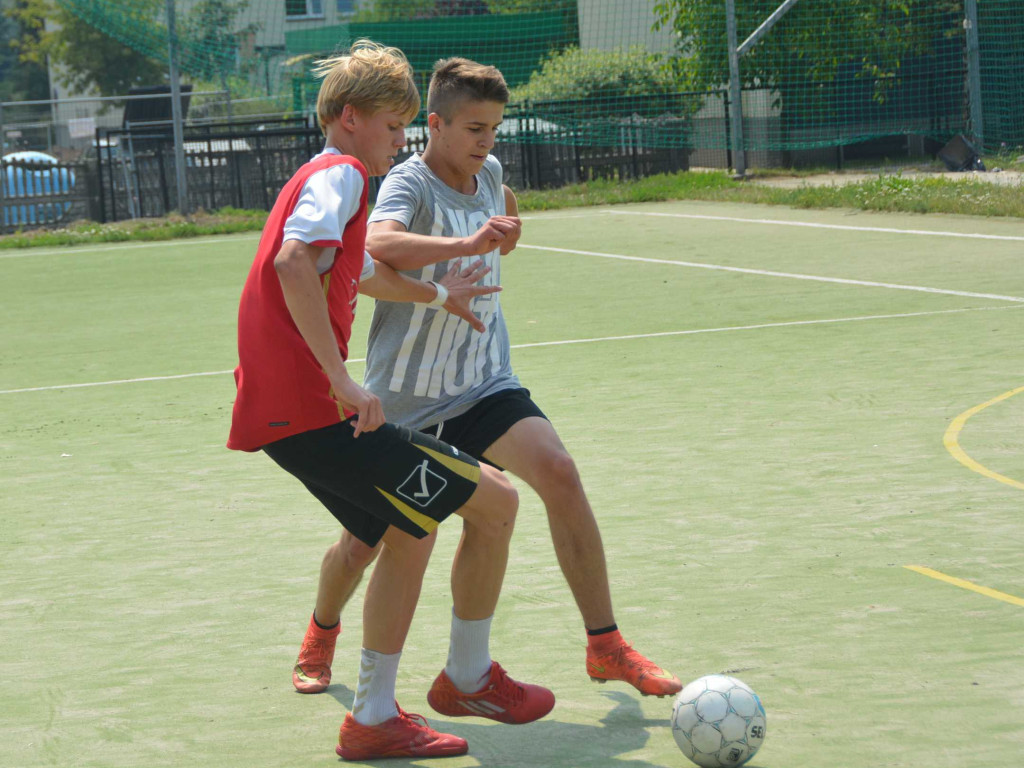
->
xmin=68 ymin=117 xmax=96 ymax=140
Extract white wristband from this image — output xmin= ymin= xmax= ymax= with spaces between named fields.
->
xmin=428 ymin=281 xmax=448 ymax=307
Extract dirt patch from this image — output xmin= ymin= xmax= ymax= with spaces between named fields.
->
xmin=744 ymin=169 xmax=1024 ymax=189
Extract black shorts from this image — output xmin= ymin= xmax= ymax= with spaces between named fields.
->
xmin=421 ymin=388 xmax=547 ymax=470
xmin=262 ymin=419 xmax=481 ymax=547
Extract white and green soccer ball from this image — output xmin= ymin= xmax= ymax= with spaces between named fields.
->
xmin=671 ymin=674 xmax=766 ymax=768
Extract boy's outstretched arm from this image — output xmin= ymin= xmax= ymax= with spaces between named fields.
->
xmin=359 ymin=257 xmax=501 ymax=333
xmin=366 ymin=216 xmax=520 ymax=270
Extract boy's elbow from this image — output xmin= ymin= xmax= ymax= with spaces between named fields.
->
xmin=364 ymin=233 xmax=387 ymax=258
xmin=273 ymin=249 xmax=302 ymax=281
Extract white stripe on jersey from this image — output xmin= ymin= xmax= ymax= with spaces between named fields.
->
xmin=387 ymin=207 xmax=448 ymax=392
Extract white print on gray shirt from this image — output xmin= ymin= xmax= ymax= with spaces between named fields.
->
xmin=365 ymin=153 xmax=520 ymax=429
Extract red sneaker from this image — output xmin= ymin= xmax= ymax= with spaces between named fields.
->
xmin=586 ymin=640 xmax=682 ymax=697
xmin=427 ymin=661 xmax=555 ymax=724
xmin=292 ymin=614 xmax=339 ymax=694
xmin=336 ymin=707 xmax=468 ymax=760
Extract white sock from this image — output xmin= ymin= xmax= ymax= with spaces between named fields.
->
xmin=351 ymin=648 xmax=401 ymax=726
xmin=444 ymin=609 xmax=493 ymax=694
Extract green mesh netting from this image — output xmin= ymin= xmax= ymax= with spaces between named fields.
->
xmin=54 ymin=0 xmax=1024 ymax=153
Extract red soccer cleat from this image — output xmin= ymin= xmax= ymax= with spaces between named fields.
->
xmin=427 ymin=661 xmax=555 ymax=724
xmin=336 ymin=707 xmax=468 ymax=761
xmin=587 ymin=640 xmax=682 ymax=698
xmin=292 ymin=614 xmax=339 ymax=694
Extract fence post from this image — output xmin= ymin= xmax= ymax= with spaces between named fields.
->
xmin=0 ymin=101 xmax=6 ymax=226
xmin=95 ymin=128 xmax=108 ymax=223
xmin=964 ymin=0 xmax=985 ymax=150
xmin=725 ymin=0 xmax=746 ymax=177
xmin=166 ymin=0 xmax=190 ymax=214
xmin=157 ymin=145 xmax=170 ymax=215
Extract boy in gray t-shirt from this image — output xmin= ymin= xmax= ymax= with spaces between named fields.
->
xmin=293 ymin=57 xmax=682 ymax=704
xmin=363 ymin=150 xmax=519 ymax=429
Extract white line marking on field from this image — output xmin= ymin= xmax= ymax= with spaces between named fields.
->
xmin=520 ymin=212 xmax=610 ymax=221
xmin=510 ymin=306 xmax=1021 ymax=348
xmin=0 ymin=233 xmax=258 ymax=259
xmin=518 ymin=244 xmax=1024 ymax=303
xmin=603 ymin=209 xmax=1024 ymax=242
xmin=2 ymin=305 xmax=1017 ymax=395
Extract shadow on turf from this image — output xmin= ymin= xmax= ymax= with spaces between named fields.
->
xmin=320 ymin=687 xmax=740 ymax=767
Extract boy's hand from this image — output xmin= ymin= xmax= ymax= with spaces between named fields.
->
xmin=498 ymin=216 xmax=522 ymax=255
xmin=461 ymin=216 xmax=521 ymax=256
xmin=438 ymin=259 xmax=502 ymax=333
xmin=330 ymin=375 xmax=385 ymax=437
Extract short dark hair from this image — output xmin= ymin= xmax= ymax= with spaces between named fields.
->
xmin=427 ymin=57 xmax=509 ymax=121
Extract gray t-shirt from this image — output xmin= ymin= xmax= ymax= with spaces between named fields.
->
xmin=365 ymin=153 xmax=520 ymax=429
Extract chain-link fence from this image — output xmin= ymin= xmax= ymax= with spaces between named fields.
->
xmin=3 ymin=1 xmax=1022 ymax=226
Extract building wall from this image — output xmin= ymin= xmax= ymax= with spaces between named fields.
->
xmin=577 ymin=0 xmax=675 ymax=54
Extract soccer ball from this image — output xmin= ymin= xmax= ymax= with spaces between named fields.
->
xmin=671 ymin=674 xmax=766 ymax=768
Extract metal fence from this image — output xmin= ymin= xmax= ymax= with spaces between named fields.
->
xmin=1 ymin=156 xmax=93 ymax=233
xmin=86 ymin=112 xmax=710 ymax=224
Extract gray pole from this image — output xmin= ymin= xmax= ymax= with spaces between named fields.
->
xmin=739 ymin=0 xmax=802 ymax=55
xmin=0 ymin=100 xmax=6 ymax=222
xmin=964 ymin=0 xmax=984 ymax=150
xmin=725 ymin=0 xmax=746 ymax=177
xmin=166 ymin=0 xmax=189 ymax=214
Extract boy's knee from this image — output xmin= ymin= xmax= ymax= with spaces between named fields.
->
xmin=539 ymin=449 xmax=581 ymax=491
xmin=333 ymin=535 xmax=380 ymax=572
xmin=474 ymin=472 xmax=518 ymax=537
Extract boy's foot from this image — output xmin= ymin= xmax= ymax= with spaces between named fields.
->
xmin=336 ymin=708 xmax=468 ymax=760
xmin=427 ymin=661 xmax=555 ymax=724
xmin=586 ymin=641 xmax=682 ymax=697
xmin=292 ymin=614 xmax=340 ymax=694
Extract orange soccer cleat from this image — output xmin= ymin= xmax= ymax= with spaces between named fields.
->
xmin=427 ymin=661 xmax=555 ymax=724
xmin=292 ymin=614 xmax=340 ymax=694
xmin=586 ymin=639 xmax=682 ymax=698
xmin=336 ymin=707 xmax=468 ymax=761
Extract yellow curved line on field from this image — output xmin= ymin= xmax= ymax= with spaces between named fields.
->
xmin=944 ymin=385 xmax=1024 ymax=491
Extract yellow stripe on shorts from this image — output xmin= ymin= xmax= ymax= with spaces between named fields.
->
xmin=375 ymin=487 xmax=441 ymax=534
xmin=414 ymin=444 xmax=481 ymax=483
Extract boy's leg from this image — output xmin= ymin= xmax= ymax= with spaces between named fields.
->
xmin=423 ymin=465 xmax=555 ymax=724
xmin=484 ymin=417 xmax=613 ymax=626
xmin=484 ymin=416 xmax=682 ymax=698
xmin=294 ymin=532 xmax=380 ymax=693
xmin=316 ymin=531 xmax=380 ymax=627
xmin=360 ymin=526 xmax=436 ymax=654
xmin=342 ymin=464 xmax=550 ymax=759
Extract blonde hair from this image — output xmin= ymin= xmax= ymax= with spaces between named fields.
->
xmin=312 ymin=40 xmax=420 ymax=135
xmin=427 ymin=57 xmax=509 ymax=122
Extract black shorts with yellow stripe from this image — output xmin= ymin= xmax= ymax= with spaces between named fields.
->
xmin=262 ymin=418 xmax=480 ymax=547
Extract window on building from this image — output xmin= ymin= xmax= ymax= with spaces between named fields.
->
xmin=286 ymin=0 xmax=324 ymax=18
xmin=337 ymin=0 xmax=355 ymax=14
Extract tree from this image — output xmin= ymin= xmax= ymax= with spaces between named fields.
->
xmin=179 ymin=0 xmax=260 ymax=85
xmin=486 ymin=0 xmax=574 ymax=14
xmin=353 ymin=0 xmax=436 ymax=21
xmin=8 ymin=0 xmax=165 ymax=96
xmin=652 ymin=0 xmax=963 ymax=120
xmin=0 ymin=2 xmax=49 ymax=102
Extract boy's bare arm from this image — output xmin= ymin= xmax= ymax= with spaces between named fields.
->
xmin=366 ymin=216 xmax=520 ymax=270
xmin=273 ymin=239 xmax=383 ymax=436
xmin=500 ymin=185 xmax=521 ymax=255
xmin=359 ymin=258 xmax=502 ymax=333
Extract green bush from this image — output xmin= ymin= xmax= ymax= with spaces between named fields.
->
xmin=510 ymin=46 xmax=686 ymax=121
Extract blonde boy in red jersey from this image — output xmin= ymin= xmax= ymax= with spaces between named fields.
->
xmin=228 ymin=41 xmax=552 ymax=761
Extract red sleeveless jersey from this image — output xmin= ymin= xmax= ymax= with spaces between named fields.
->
xmin=227 ymin=154 xmax=368 ymax=451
